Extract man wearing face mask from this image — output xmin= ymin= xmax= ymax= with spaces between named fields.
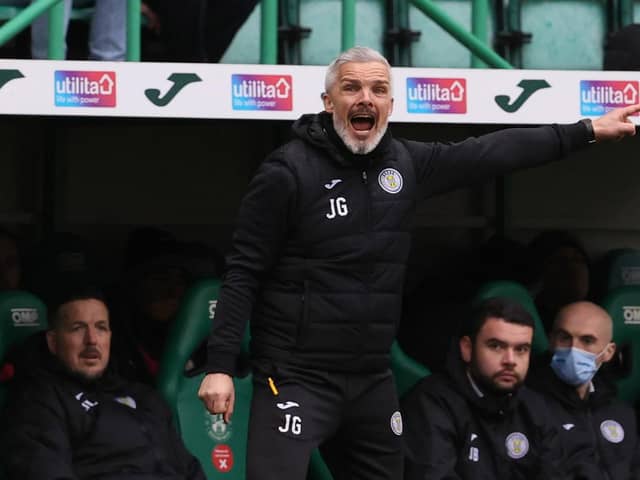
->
xmin=527 ymin=301 xmax=640 ymax=479
xmin=197 ymin=46 xmax=640 ymax=479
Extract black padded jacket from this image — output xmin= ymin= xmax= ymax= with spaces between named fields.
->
xmin=402 ymin=353 xmax=568 ymax=480
xmin=207 ymin=112 xmax=592 ymax=375
xmin=527 ymin=358 xmax=640 ymax=480
xmin=0 ymin=354 xmax=205 ymax=480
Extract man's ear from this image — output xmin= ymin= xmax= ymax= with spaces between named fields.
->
xmin=46 ymin=330 xmax=57 ymax=355
xmin=460 ymin=336 xmax=472 ymax=363
xmin=602 ymin=341 xmax=616 ymax=363
xmin=322 ymin=92 xmax=334 ymax=113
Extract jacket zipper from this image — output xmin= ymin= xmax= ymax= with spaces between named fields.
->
xmin=360 ymin=169 xmax=371 ymax=358
xmin=587 ymin=408 xmax=611 ymax=480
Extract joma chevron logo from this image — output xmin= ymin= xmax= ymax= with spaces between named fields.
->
xmin=145 ymin=73 xmax=202 ymax=107
xmin=0 ymin=70 xmax=24 ymax=91
xmin=494 ymin=79 xmax=551 ymax=113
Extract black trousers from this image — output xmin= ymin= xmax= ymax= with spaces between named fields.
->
xmin=246 ymin=366 xmax=404 ymax=480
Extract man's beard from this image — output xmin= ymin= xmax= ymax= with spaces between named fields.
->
xmin=333 ymin=115 xmax=388 ymax=155
xmin=469 ymin=363 xmax=524 ymax=395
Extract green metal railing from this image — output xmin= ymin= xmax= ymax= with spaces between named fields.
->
xmin=0 ymin=0 xmax=634 ymax=66
xmin=618 ymin=0 xmax=634 ymax=27
xmin=258 ymin=0 xmax=512 ymax=68
xmin=258 ymin=0 xmax=637 ymax=67
xmin=0 ymin=0 xmax=141 ymax=61
xmin=341 ymin=0 xmax=356 ymax=52
xmin=260 ymin=0 xmax=277 ymax=64
xmin=126 ymin=0 xmax=140 ymax=62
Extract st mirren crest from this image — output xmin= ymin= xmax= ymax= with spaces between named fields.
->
xmin=390 ymin=411 xmax=403 ymax=436
xmin=378 ymin=168 xmax=403 ymax=194
xmin=600 ymin=420 xmax=625 ymax=444
xmin=505 ymin=432 xmax=529 ymax=459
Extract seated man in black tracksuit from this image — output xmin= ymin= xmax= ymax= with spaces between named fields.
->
xmin=402 ymin=297 xmax=566 ymax=480
xmin=0 ymin=286 xmax=205 ymax=480
xmin=527 ymin=301 xmax=640 ymax=479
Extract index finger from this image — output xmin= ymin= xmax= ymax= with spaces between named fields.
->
xmin=619 ymin=103 xmax=640 ymax=117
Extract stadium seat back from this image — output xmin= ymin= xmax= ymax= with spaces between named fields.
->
xmin=0 ymin=290 xmax=48 ymax=406
xmin=391 ymin=340 xmax=430 ymax=397
xmin=473 ymin=280 xmax=548 ymax=354
xmin=0 ymin=290 xmax=47 ymax=360
xmin=157 ymin=278 xmax=251 ymax=479
xmin=603 ymin=248 xmax=640 ymax=293
xmin=600 ymin=285 xmax=640 ymax=404
xmin=0 ymin=290 xmax=47 ymax=480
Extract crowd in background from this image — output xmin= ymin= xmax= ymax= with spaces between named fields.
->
xmin=0 ymin=224 xmax=630 ymax=380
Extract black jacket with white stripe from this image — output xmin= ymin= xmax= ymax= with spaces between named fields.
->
xmin=1 ymin=351 xmax=204 ymax=480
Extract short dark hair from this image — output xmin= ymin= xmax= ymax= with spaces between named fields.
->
xmin=47 ymin=284 xmax=107 ymax=330
xmin=464 ymin=297 xmax=535 ymax=341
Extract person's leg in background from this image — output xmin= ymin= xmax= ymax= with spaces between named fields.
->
xmin=88 ymin=0 xmax=126 ymax=61
xmin=155 ymin=0 xmax=206 ymax=62
xmin=203 ymin=0 xmax=259 ymax=62
xmin=30 ymin=0 xmax=72 ymax=59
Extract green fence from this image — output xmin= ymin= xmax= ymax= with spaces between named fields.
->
xmin=0 ymin=0 xmax=636 ymax=67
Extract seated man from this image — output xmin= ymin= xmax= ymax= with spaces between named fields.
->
xmin=0 ymin=286 xmax=205 ymax=480
xmin=402 ymin=297 xmax=565 ymax=479
xmin=527 ymin=301 xmax=640 ymax=479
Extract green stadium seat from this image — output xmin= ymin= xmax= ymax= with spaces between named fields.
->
xmin=0 ymin=290 xmax=47 ymax=359
xmin=603 ymin=248 xmax=640 ymax=293
xmin=473 ymin=280 xmax=548 ymax=354
xmin=600 ymin=285 xmax=640 ymax=404
xmin=156 ymin=278 xmax=252 ymax=479
xmin=0 ymin=290 xmax=47 ymax=480
xmin=0 ymin=290 xmax=48 ymax=407
xmin=391 ymin=340 xmax=430 ymax=398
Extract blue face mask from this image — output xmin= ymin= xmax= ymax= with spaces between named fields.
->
xmin=550 ymin=347 xmax=605 ymax=386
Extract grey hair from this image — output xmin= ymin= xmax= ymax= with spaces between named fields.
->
xmin=324 ymin=46 xmax=392 ymax=93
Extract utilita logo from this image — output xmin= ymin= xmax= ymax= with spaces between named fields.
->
xmin=580 ymin=80 xmax=639 ymax=116
xmin=231 ymin=74 xmax=292 ymax=111
xmin=406 ymin=78 xmax=466 ymax=114
xmin=54 ymin=71 xmax=116 ymax=107
xmin=407 ymin=78 xmax=467 ymax=113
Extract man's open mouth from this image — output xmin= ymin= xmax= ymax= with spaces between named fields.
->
xmin=350 ymin=113 xmax=375 ymax=131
